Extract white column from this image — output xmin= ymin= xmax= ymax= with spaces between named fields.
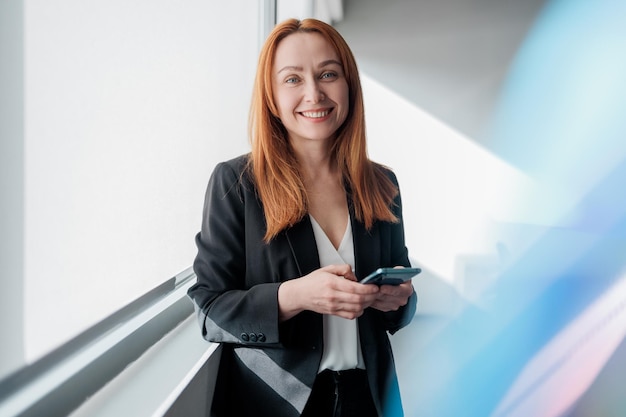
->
xmin=0 ymin=0 xmax=25 ymax=379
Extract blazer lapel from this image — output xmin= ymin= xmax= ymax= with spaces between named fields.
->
xmin=350 ymin=209 xmax=381 ymax=281
xmin=344 ymin=183 xmax=381 ymax=280
xmin=284 ymin=216 xmax=320 ymax=276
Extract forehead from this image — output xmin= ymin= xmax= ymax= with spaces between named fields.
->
xmin=273 ymin=32 xmax=340 ymax=70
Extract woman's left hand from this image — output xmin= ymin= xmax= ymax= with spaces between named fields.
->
xmin=370 ymin=280 xmax=414 ymax=312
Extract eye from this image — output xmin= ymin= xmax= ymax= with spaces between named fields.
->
xmin=320 ymin=72 xmax=337 ymax=80
xmin=285 ymin=76 xmax=300 ymax=84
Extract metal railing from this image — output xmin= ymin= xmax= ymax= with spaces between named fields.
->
xmin=0 ymin=268 xmax=197 ymax=417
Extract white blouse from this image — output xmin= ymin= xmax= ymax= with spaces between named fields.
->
xmin=309 ymin=215 xmax=366 ymax=372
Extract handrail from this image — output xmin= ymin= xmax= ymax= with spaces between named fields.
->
xmin=0 ymin=267 xmax=196 ymax=417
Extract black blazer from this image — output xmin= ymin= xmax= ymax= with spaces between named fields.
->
xmin=188 ymin=155 xmax=417 ymax=417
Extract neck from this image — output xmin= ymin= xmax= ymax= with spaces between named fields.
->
xmin=290 ymin=139 xmax=336 ymax=181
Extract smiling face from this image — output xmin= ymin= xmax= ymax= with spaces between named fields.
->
xmin=272 ymin=32 xmax=349 ymax=149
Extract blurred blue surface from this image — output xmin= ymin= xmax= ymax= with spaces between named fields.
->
xmin=401 ymin=0 xmax=626 ymax=415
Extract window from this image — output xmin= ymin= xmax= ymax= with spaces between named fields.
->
xmin=0 ymin=0 xmax=261 ymax=378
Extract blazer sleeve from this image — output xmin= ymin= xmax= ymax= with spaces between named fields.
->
xmin=188 ymin=160 xmax=282 ymax=347
xmin=380 ymin=169 xmax=418 ymax=334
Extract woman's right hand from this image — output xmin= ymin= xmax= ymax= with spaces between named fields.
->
xmin=278 ymin=264 xmax=380 ymax=321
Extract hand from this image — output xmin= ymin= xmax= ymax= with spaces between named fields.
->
xmin=278 ymin=264 xmax=380 ymax=321
xmin=370 ymin=274 xmax=414 ymax=312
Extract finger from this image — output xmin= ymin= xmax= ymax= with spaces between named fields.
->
xmin=321 ymin=264 xmax=354 ymax=278
xmin=333 ymin=289 xmax=380 ymax=308
xmin=323 ymin=297 xmax=367 ymax=318
xmin=343 ymin=269 xmax=357 ymax=282
xmin=334 ymin=309 xmax=365 ymax=320
xmin=380 ymin=281 xmax=413 ymax=296
xmin=338 ymin=279 xmax=379 ymax=295
xmin=371 ymin=296 xmax=405 ymax=312
xmin=378 ymin=284 xmax=403 ymax=296
xmin=370 ymin=299 xmax=393 ymax=312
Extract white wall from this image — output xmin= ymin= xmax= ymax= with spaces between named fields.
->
xmin=335 ymin=0 xmax=546 ymax=144
xmin=20 ymin=0 xmax=258 ymax=362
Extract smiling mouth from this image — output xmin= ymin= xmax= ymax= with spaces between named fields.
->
xmin=300 ymin=109 xmax=333 ymax=119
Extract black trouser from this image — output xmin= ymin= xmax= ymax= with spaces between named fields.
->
xmin=301 ymin=369 xmax=378 ymax=417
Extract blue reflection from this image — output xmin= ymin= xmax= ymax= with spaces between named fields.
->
xmin=491 ymin=0 xmax=626 ymax=185
xmin=404 ymin=0 xmax=626 ymax=416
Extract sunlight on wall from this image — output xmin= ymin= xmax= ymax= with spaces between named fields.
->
xmin=362 ymin=73 xmax=533 ymax=294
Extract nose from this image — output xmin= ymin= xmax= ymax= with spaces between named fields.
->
xmin=305 ymin=81 xmax=325 ymax=103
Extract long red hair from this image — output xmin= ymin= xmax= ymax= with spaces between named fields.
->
xmin=249 ymin=18 xmax=398 ymax=242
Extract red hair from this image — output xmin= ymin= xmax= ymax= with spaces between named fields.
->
xmin=248 ymin=18 xmax=398 ymax=242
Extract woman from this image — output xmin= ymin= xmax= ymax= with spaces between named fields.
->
xmin=188 ymin=18 xmax=417 ymax=417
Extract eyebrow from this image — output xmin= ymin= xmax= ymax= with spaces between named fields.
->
xmin=276 ymin=59 xmax=343 ymax=74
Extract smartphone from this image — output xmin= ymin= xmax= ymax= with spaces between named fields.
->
xmin=359 ymin=267 xmax=421 ymax=285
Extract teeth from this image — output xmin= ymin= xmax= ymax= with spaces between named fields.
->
xmin=301 ymin=110 xmax=329 ymax=118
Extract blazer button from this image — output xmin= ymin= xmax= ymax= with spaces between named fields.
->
xmin=249 ymin=333 xmax=258 ymax=342
xmin=257 ymin=333 xmax=266 ymax=342
xmin=240 ymin=333 xmax=249 ymax=342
